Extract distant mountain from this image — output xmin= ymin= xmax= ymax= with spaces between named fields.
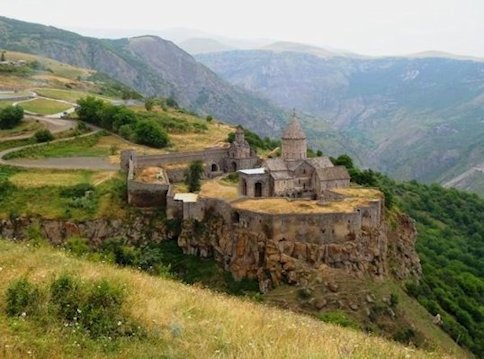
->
xmin=197 ymin=50 xmax=484 ymax=194
xmin=178 ymin=38 xmax=234 ymax=54
xmin=0 ymin=16 xmax=285 ymax=134
xmin=262 ymin=41 xmax=359 ymax=58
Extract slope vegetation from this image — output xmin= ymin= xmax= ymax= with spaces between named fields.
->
xmin=0 ymin=16 xmax=285 ymax=134
xmin=0 ymin=240 xmax=448 ymax=359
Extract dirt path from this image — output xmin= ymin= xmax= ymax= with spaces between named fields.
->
xmin=0 ymin=129 xmax=118 ymax=171
xmin=0 ymin=116 xmax=77 ymax=142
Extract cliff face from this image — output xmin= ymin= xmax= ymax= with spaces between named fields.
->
xmin=178 ymin=212 xmax=421 ymax=292
xmin=0 ymin=216 xmax=166 ymax=245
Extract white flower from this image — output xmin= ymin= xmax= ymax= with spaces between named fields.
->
xmin=21 ymin=312 xmax=26 ymax=317
xmin=117 ymin=321 xmax=122 ymax=326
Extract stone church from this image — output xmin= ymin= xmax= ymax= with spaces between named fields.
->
xmin=238 ymin=113 xmax=350 ymax=198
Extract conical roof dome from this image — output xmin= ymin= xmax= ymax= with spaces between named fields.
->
xmin=282 ymin=112 xmax=306 ymax=140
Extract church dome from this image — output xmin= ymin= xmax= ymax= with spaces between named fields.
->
xmin=282 ymin=113 xmax=306 ymax=140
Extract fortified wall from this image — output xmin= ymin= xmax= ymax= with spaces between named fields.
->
xmin=175 ymin=192 xmax=388 ymax=291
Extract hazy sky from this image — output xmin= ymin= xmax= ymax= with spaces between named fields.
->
xmin=1 ymin=0 xmax=484 ymax=57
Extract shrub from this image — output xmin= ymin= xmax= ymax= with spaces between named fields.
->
xmin=64 ymin=236 xmax=91 ymax=256
xmin=134 ymin=120 xmax=169 ymax=148
xmin=206 ymin=115 xmax=213 ymax=122
xmin=318 ymin=310 xmax=359 ymax=329
xmin=0 ymin=180 xmax=15 ymax=197
xmin=50 ymin=274 xmax=83 ymax=321
xmin=0 ymin=105 xmax=24 ymax=129
xmin=184 ymin=160 xmax=204 ymax=192
xmin=34 ymin=129 xmax=55 ymax=143
xmin=60 ymin=183 xmax=95 ymax=198
xmin=5 ymin=278 xmax=41 ymax=317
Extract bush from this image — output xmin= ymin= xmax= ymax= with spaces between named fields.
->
xmin=60 ymin=183 xmax=95 ymax=198
xmin=5 ymin=278 xmax=41 ymax=317
xmin=318 ymin=310 xmax=359 ymax=329
xmin=134 ymin=120 xmax=169 ymax=148
xmin=0 ymin=105 xmax=24 ymax=129
xmin=64 ymin=236 xmax=91 ymax=256
xmin=206 ymin=115 xmax=213 ymax=122
xmin=50 ymin=274 xmax=83 ymax=321
xmin=0 ymin=180 xmax=15 ymax=197
xmin=34 ymin=129 xmax=54 ymax=143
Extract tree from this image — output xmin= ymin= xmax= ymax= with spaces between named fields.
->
xmin=206 ymin=115 xmax=213 ymax=122
xmin=332 ymin=154 xmax=354 ymax=169
xmin=144 ymin=98 xmax=155 ymax=112
xmin=34 ymin=129 xmax=54 ymax=143
xmin=166 ymin=97 xmax=178 ymax=108
xmin=133 ymin=120 xmax=169 ymax=148
xmin=0 ymin=105 xmax=24 ymax=129
xmin=76 ymin=96 xmax=105 ymax=125
xmin=184 ymin=160 xmax=204 ymax=192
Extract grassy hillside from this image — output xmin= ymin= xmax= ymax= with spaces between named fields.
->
xmin=0 ymin=239 xmax=448 ymax=359
xmin=341 ymin=162 xmax=484 ymax=357
xmin=0 ymin=16 xmax=287 ymax=135
xmin=0 ymin=50 xmax=139 ymax=100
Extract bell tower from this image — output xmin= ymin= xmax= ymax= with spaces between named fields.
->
xmin=281 ymin=111 xmax=307 ymax=161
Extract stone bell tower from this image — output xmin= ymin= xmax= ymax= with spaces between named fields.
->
xmin=281 ymin=111 xmax=307 ymax=161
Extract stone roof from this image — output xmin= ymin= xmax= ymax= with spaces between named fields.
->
xmin=263 ymin=158 xmax=288 ymax=172
xmin=270 ymin=171 xmax=293 ymax=180
xmin=306 ymin=157 xmax=334 ymax=169
xmin=315 ymin=166 xmax=350 ymax=181
xmin=282 ymin=115 xmax=306 ymax=140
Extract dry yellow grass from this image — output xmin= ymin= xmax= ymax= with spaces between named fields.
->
xmin=332 ymin=186 xmax=383 ymax=199
xmin=9 ymin=170 xmax=114 ymax=188
xmin=200 ymin=179 xmax=239 ymax=201
xmin=0 ymin=240 xmax=447 ymax=359
xmin=169 ymin=122 xmax=232 ymax=152
xmin=232 ymin=196 xmax=379 ymax=215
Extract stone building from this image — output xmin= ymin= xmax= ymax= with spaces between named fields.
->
xmin=122 ymin=126 xmax=259 ymax=207
xmin=239 ymin=113 xmax=350 ymax=199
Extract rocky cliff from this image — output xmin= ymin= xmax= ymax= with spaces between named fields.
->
xmin=177 ymin=211 xmax=421 ymax=292
xmin=0 ymin=215 xmax=166 ymax=245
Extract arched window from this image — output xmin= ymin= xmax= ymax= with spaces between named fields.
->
xmin=211 ymin=163 xmax=218 ymax=172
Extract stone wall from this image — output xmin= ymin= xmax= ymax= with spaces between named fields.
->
xmin=175 ymin=196 xmax=404 ymax=292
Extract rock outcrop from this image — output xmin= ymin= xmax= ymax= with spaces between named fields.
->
xmin=178 ymin=211 xmax=421 ymax=292
xmin=0 ymin=215 xmax=166 ymax=245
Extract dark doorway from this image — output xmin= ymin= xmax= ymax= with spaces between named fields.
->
xmin=242 ymin=179 xmax=247 ymax=196
xmin=211 ymin=163 xmax=218 ymax=172
xmin=232 ymin=212 xmax=240 ymax=224
xmin=255 ymin=182 xmax=263 ymax=197
xmin=231 ymin=161 xmax=237 ymax=172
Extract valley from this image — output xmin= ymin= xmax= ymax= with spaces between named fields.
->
xmin=0 ymin=16 xmax=482 ymax=359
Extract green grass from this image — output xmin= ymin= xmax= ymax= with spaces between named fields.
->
xmin=34 ymin=88 xmax=113 ymax=103
xmin=3 ymin=133 xmax=109 ymax=160
xmin=0 ymin=169 xmax=126 ymax=220
xmin=18 ymin=98 xmax=73 ymax=115
xmin=0 ymin=119 xmax=44 ymax=138
xmin=0 ymin=100 xmax=15 ymax=109
xmin=0 ymin=137 xmax=35 ymax=152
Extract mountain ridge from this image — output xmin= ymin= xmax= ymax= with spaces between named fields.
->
xmin=197 ymin=50 xmax=484 ymax=195
xmin=0 ymin=16 xmax=286 ymax=135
